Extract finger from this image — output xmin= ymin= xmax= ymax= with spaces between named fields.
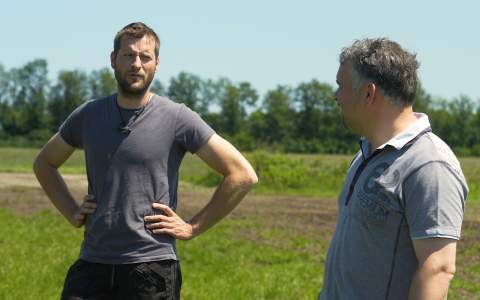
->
xmin=80 ymin=207 xmax=96 ymax=214
xmin=152 ymin=203 xmax=175 ymax=216
xmin=146 ymin=222 xmax=174 ymax=230
xmin=81 ymin=202 xmax=97 ymax=209
xmin=84 ymin=194 xmax=95 ymax=202
xmin=152 ymin=228 xmax=175 ymax=237
xmin=144 ymin=214 xmax=170 ymax=222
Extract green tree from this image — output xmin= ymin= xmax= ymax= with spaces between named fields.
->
xmin=3 ymin=59 xmax=49 ymax=135
xmin=0 ymin=63 xmax=9 ymax=103
xmin=49 ymin=70 xmax=89 ymax=130
xmin=294 ymin=80 xmax=335 ymax=139
xmin=413 ymin=84 xmax=433 ymax=113
xmin=88 ymin=68 xmax=116 ymax=99
xmin=0 ymin=64 xmax=9 ymax=135
xmin=472 ymin=104 xmax=480 ymax=155
xmin=167 ymin=72 xmax=213 ymax=116
xmin=261 ymin=85 xmax=294 ymax=143
xmin=216 ymin=79 xmax=258 ymax=136
xmin=150 ymin=79 xmax=165 ymax=95
xmin=168 ymin=72 xmax=201 ymax=107
xmin=446 ymin=95 xmax=477 ymax=151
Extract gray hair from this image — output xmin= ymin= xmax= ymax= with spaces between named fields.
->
xmin=339 ymin=38 xmax=419 ymax=107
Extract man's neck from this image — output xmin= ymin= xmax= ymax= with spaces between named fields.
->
xmin=366 ymin=107 xmax=418 ymax=150
xmin=117 ymin=90 xmax=152 ymax=109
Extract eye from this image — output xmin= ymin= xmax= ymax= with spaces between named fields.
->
xmin=140 ymin=54 xmax=152 ymax=62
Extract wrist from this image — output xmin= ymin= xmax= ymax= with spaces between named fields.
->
xmin=188 ymin=220 xmax=200 ymax=238
xmin=66 ymin=205 xmax=82 ymax=227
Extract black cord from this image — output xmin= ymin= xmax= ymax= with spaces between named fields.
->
xmin=115 ymin=96 xmax=148 ymax=135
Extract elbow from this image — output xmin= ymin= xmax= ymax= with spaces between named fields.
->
xmin=33 ymin=153 xmax=42 ymax=175
xmin=33 ymin=152 xmax=55 ymax=176
xmin=441 ymin=263 xmax=456 ymax=280
xmin=244 ymin=161 xmax=259 ymax=186
xmin=239 ymin=168 xmax=258 ymax=188
xmin=246 ymin=169 xmax=259 ymax=186
xmin=421 ymin=261 xmax=456 ymax=282
xmin=230 ymin=166 xmax=258 ymax=189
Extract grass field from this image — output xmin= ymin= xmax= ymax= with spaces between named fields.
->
xmin=0 ymin=147 xmax=479 ymax=299
xmin=1 ymin=147 xmax=479 ymax=200
xmin=0 ymin=179 xmax=330 ymax=300
xmin=0 ymin=208 xmax=326 ymax=299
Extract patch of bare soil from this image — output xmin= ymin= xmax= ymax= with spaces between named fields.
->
xmin=0 ymin=173 xmax=87 ymax=215
xmin=0 ymin=173 xmax=338 ymax=233
xmin=1 ymin=173 xmax=478 ymax=238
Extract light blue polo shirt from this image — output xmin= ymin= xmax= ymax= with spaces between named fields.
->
xmin=319 ymin=113 xmax=468 ymax=300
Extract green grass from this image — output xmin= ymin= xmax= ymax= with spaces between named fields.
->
xmin=0 ymin=208 xmax=326 ymax=299
xmin=2 ymin=147 xmax=479 ymax=201
xmin=0 ymin=206 xmax=479 ymax=299
xmin=449 ymin=220 xmax=480 ymax=299
xmin=0 ymin=209 xmax=83 ymax=299
xmin=180 ymin=219 xmax=326 ymax=299
xmin=0 ymin=147 xmax=85 ymax=173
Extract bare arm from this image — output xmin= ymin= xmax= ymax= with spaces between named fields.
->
xmin=409 ymin=238 xmax=457 ymax=300
xmin=144 ymin=134 xmax=258 ymax=239
xmin=33 ymin=133 xmax=95 ymax=227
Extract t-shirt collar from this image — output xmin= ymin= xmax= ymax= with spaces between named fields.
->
xmin=360 ymin=112 xmax=431 ymax=158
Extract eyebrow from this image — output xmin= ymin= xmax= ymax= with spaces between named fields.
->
xmin=122 ymin=50 xmax=153 ymax=56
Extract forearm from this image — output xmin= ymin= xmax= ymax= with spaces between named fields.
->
xmin=409 ymin=266 xmax=454 ymax=300
xmin=188 ymin=173 xmax=255 ymax=237
xmin=33 ymin=156 xmax=79 ymax=224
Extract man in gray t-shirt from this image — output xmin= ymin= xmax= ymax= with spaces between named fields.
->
xmin=33 ymin=22 xmax=258 ymax=300
xmin=319 ymin=38 xmax=468 ymax=300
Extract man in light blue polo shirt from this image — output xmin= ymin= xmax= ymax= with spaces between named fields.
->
xmin=319 ymin=38 xmax=468 ymax=300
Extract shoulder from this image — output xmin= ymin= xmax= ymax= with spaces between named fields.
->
xmin=401 ymin=132 xmax=466 ymax=185
xmin=150 ymin=94 xmax=202 ymax=118
xmin=74 ymin=94 xmax=114 ymax=115
xmin=408 ymin=132 xmax=461 ymax=170
xmin=150 ymin=94 xmax=182 ymax=109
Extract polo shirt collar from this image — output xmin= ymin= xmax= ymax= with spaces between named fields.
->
xmin=360 ymin=112 xmax=431 ymax=158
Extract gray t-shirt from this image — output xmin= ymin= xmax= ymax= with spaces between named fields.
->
xmin=60 ymin=93 xmax=215 ymax=264
xmin=319 ymin=114 xmax=468 ymax=300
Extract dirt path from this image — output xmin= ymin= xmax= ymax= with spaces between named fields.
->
xmin=0 ymin=173 xmax=339 ymax=237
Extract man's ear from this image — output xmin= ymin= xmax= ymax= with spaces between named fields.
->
xmin=110 ymin=51 xmax=116 ymax=69
xmin=366 ymin=82 xmax=377 ymax=105
xmin=155 ymin=56 xmax=160 ymax=72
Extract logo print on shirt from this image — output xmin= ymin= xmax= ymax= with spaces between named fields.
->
xmin=358 ymin=163 xmax=401 ymax=222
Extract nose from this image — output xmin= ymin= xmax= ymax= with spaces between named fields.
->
xmin=131 ymin=55 xmax=142 ymax=69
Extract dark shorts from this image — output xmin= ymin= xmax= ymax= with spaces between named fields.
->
xmin=61 ymin=259 xmax=182 ymax=300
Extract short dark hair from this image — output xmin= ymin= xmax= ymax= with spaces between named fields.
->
xmin=340 ymin=38 xmax=419 ymax=107
xmin=113 ymin=22 xmax=160 ymax=58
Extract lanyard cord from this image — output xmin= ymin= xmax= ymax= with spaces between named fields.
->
xmin=115 ymin=94 xmax=152 ymax=134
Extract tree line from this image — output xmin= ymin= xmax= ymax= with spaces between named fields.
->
xmin=0 ymin=59 xmax=479 ymax=155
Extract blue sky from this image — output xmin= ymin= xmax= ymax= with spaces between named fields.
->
xmin=2 ymin=0 xmax=479 ymax=101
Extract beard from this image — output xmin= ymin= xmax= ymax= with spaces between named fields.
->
xmin=114 ymin=68 xmax=155 ymax=97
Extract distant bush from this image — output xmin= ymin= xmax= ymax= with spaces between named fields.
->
xmin=0 ymin=130 xmax=53 ymax=148
xmin=190 ymin=151 xmax=350 ymax=196
xmin=252 ymin=151 xmax=350 ymax=195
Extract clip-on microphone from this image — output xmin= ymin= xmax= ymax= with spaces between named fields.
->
xmin=118 ymin=125 xmax=132 ymax=134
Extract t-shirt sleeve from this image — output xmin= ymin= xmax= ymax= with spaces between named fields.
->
xmin=58 ymin=102 xmax=87 ymax=148
xmin=174 ymin=104 xmax=215 ymax=153
xmin=403 ymin=161 xmax=467 ymax=240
